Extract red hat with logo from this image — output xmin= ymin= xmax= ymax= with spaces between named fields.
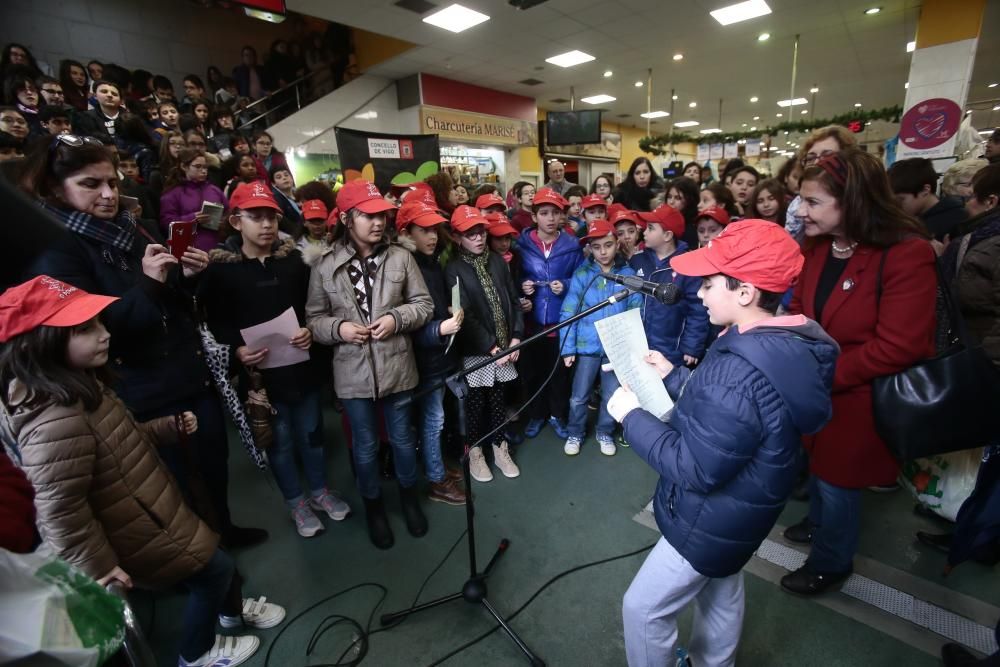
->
xmin=397 ymin=200 xmax=447 ymax=231
xmin=638 ymin=204 xmax=685 ymax=238
xmin=485 ymin=212 xmax=518 ymax=237
xmin=610 ymin=208 xmax=643 ymax=229
xmin=670 ymin=218 xmax=804 ymax=292
xmin=581 ymin=219 xmax=616 ymax=242
xmin=450 ymin=205 xmax=490 ymax=234
xmin=301 ymin=199 xmax=328 ymax=220
xmin=0 ymin=276 xmax=119 ymax=342
xmin=697 ymin=206 xmax=731 ymax=227
xmin=475 ymin=192 xmax=506 ymax=210
xmin=399 ymin=182 xmax=437 ymax=208
xmin=581 ymin=194 xmax=608 ymax=211
xmin=336 ymin=179 xmax=396 ymax=215
xmin=531 ymin=187 xmax=566 ymax=210
xmin=230 ymin=180 xmax=280 ymax=211
xmin=606 ymin=203 xmax=628 ymax=219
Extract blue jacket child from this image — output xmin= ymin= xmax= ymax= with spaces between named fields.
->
xmin=515 ymin=228 xmax=583 ymax=328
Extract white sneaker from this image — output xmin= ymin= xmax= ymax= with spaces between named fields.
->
xmin=492 ymin=441 xmax=520 ymax=478
xmin=597 ymin=433 xmax=616 ymax=456
xmin=179 ymin=634 xmax=259 ymax=666
xmin=290 ymin=499 xmax=324 ymax=537
xmin=219 ymin=596 xmax=286 ymax=629
xmin=469 ymin=447 xmax=493 ymax=482
xmin=564 ymin=436 xmax=582 ymax=456
xmin=309 ymin=489 xmax=351 ymax=521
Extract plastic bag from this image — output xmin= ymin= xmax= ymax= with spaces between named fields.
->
xmin=0 ymin=547 xmax=125 ymax=666
xmin=900 ymin=447 xmax=983 ymax=522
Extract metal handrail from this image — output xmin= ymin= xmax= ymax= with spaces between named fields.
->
xmin=236 ymin=69 xmax=322 ymax=131
xmin=106 ymin=582 xmax=157 ymax=667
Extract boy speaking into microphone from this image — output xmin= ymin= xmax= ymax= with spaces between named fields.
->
xmin=607 ymin=220 xmax=840 ymax=667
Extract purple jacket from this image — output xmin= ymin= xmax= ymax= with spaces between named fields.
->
xmin=159 ymin=180 xmax=228 ymax=252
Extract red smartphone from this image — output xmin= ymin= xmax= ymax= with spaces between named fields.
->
xmin=168 ymin=220 xmax=197 ymax=260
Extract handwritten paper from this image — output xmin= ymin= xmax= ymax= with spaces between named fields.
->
xmin=239 ymin=307 xmax=310 ymax=369
xmin=595 ymin=309 xmax=674 ymax=420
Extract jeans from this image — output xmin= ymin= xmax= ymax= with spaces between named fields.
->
xmin=269 ymin=389 xmax=326 ymax=503
xmin=623 ymin=537 xmax=744 ymax=667
xmin=178 ymin=548 xmax=235 ymax=661
xmin=414 ymin=382 xmax=446 ymax=483
xmin=341 ymin=390 xmax=418 ymax=499
xmin=567 ymin=355 xmax=619 ymax=439
xmin=806 ymin=475 xmax=861 ymax=574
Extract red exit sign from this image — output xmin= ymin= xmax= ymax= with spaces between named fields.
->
xmin=847 ymin=120 xmax=864 ymax=133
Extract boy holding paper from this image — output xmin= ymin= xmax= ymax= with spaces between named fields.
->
xmin=198 ymin=181 xmax=350 ymax=539
xmin=608 ymin=220 xmax=839 ymax=667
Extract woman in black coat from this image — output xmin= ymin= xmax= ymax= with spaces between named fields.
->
xmin=613 ymin=157 xmax=664 ymax=212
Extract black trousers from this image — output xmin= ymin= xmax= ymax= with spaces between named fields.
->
xmin=520 ymin=334 xmax=571 ymax=422
xmin=467 ymin=383 xmax=509 ymax=449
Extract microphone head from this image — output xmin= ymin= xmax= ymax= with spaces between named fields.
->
xmin=653 ymin=282 xmax=681 ymax=305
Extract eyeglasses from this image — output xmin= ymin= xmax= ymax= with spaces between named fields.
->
xmin=802 ymin=149 xmax=835 ymax=166
xmin=462 ymin=229 xmax=486 ymax=239
xmin=41 ymin=87 xmax=64 ymax=96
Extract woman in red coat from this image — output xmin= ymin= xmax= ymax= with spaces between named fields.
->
xmin=783 ymin=149 xmax=937 ymax=595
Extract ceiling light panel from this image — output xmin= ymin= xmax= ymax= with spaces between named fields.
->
xmin=674 ymin=121 xmax=699 ymax=128
xmin=545 ymin=50 xmax=595 ymax=68
xmin=640 ymin=111 xmax=670 ymax=118
xmin=777 ymin=98 xmax=808 ymax=106
xmin=710 ymin=0 xmax=772 ymax=26
xmin=422 ymin=4 xmax=490 ymax=33
xmin=581 ymin=94 xmax=616 ymax=104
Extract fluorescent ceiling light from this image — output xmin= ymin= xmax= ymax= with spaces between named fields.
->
xmin=354 ymin=110 xmax=378 ymax=120
xmin=800 ymin=109 xmax=808 ymax=114
xmin=775 ymin=112 xmax=783 ymax=117
xmin=864 ymin=7 xmax=881 ymax=15
xmin=710 ymin=0 xmax=772 ymax=26
xmin=689 ymin=101 xmax=697 ymax=108
xmin=545 ymin=50 xmax=595 ymax=68
xmin=604 ymin=70 xmax=613 ymax=77
xmin=988 ymin=83 xmax=998 ymax=88
xmin=995 ymin=105 xmax=1000 ymax=111
xmin=672 ymin=94 xmax=678 ymax=100
xmin=580 ymin=94 xmax=616 ymax=104
xmin=906 ymin=40 xmax=916 ymax=52
xmin=673 ymin=53 xmax=684 ymax=61
xmin=699 ymin=128 xmax=722 ymax=134
xmin=758 ymin=33 xmax=770 ymax=41
xmin=750 ymin=126 xmax=757 ymax=130
xmin=741 ymin=123 xmax=747 ymax=127
xmin=641 ymin=111 xmax=670 ymax=119
xmin=904 ymin=82 xmax=909 ymax=89
xmin=809 ymin=86 xmax=819 ymax=93
xmin=854 ymin=102 xmax=862 ymax=107
xmin=981 ymin=130 xmax=996 ymax=135
xmin=750 ymin=96 xmax=759 ymax=102
xmin=674 ymin=121 xmax=700 ymax=128
xmin=635 ymin=81 xmax=644 ymax=87
xmin=777 ymin=98 xmax=808 ymax=107
xmin=752 ymin=115 xmax=760 ymax=120
xmin=422 ymin=4 xmax=490 ymax=33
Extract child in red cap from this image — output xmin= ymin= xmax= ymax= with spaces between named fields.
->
xmin=297 ymin=198 xmax=332 ymax=252
xmin=0 ymin=276 xmax=285 ymax=667
xmin=695 ymin=205 xmax=731 ymax=248
xmin=610 ymin=209 xmax=643 ymax=260
xmin=558 ymin=219 xmax=642 ymax=457
xmin=564 ymin=185 xmax=588 ymax=236
xmin=607 ymin=220 xmax=838 ymax=667
xmin=304 ymin=179 xmax=434 ymax=550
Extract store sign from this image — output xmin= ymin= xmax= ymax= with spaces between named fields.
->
xmin=419 ymin=105 xmax=538 ymax=146
xmin=745 ymin=139 xmax=761 ymax=157
xmin=723 ymin=142 xmax=739 ymax=159
xmin=696 ymin=144 xmax=710 ymax=162
xmin=897 ymin=97 xmax=962 ymax=157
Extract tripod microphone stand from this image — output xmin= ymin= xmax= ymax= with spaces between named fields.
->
xmin=380 ymin=287 xmax=638 ymax=666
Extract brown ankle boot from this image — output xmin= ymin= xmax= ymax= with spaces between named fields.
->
xmin=428 ymin=478 xmax=467 ymax=505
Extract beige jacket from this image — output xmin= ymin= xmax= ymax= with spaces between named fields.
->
xmin=304 ymin=240 xmax=433 ymax=399
xmin=2 ymin=381 xmax=218 ymax=588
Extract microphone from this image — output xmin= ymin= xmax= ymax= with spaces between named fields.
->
xmin=601 ymin=273 xmax=681 ymax=305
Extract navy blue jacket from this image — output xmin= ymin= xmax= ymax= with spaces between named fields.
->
xmin=629 ymin=244 xmax=710 ymax=364
xmin=515 ymin=229 xmax=582 ymax=328
xmin=622 ymin=317 xmax=839 ymax=577
xmin=408 ymin=244 xmax=457 ymax=382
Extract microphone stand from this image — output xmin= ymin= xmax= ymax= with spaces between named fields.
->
xmin=379 ymin=287 xmax=636 ymax=666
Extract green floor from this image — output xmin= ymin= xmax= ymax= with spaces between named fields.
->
xmin=137 ymin=407 xmax=998 ymax=666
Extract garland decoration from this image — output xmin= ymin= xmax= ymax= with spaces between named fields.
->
xmin=639 ymin=105 xmax=903 ymax=155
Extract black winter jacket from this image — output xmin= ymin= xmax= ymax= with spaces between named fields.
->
xmin=445 ymin=251 xmax=525 ymax=358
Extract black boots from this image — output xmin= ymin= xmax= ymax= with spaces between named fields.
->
xmin=363 ymin=496 xmax=394 ymax=550
xmin=783 ymin=517 xmax=815 ymax=544
xmin=399 ymin=483 xmax=428 ymax=537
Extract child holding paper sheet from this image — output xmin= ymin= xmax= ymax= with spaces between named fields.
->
xmin=558 ymin=219 xmax=641 ymax=457
xmin=199 ymin=181 xmax=350 ymax=540
xmin=607 ymin=220 xmax=839 ymax=667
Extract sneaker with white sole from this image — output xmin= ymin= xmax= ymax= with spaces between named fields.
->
xmin=597 ymin=433 xmax=616 ymax=456
xmin=289 ymin=499 xmax=324 ymax=537
xmin=469 ymin=447 xmax=493 ymax=482
xmin=492 ymin=441 xmax=520 ymax=478
xmin=179 ymin=634 xmax=259 ymax=666
xmin=219 ymin=596 xmax=286 ymax=629
xmin=564 ymin=436 xmax=582 ymax=456
xmin=309 ymin=489 xmax=351 ymax=521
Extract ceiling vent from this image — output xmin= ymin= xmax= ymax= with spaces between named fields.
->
xmin=394 ymin=0 xmax=437 ymax=14
xmin=549 ymin=97 xmax=569 ymax=103
xmin=519 ymin=78 xmax=544 ymax=86
xmin=616 ymin=113 xmax=632 ymax=118
xmin=509 ymin=0 xmax=550 ymax=9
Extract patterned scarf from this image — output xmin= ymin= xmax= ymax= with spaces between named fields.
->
xmin=460 ymin=248 xmax=508 ymax=348
xmin=42 ymin=202 xmax=137 ymax=252
xmin=346 ymin=243 xmax=386 ymax=322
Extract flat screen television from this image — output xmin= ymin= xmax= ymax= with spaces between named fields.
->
xmin=546 ymin=110 xmax=602 ymax=145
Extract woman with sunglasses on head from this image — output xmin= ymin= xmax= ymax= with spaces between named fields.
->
xmin=785 ymin=125 xmax=858 ymax=243
xmin=19 ymin=134 xmax=267 ymax=550
xmin=160 ymin=148 xmax=228 ymax=252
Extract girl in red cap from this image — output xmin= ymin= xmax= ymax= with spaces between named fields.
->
xmin=0 ymin=276 xmax=283 ymax=667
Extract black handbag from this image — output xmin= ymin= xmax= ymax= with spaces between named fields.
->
xmin=872 ymin=247 xmax=1000 ymax=461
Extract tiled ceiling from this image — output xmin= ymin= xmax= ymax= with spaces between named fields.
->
xmin=289 ymin=0 xmax=1000 ymax=133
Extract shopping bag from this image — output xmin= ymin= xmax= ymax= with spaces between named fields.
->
xmin=900 ymin=447 xmax=983 ymax=522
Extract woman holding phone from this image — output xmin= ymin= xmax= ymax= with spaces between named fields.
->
xmin=19 ymin=135 xmax=268 ymax=549
xmin=160 ymin=148 xmax=228 ymax=252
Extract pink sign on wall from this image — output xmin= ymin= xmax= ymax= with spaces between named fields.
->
xmin=898 ymin=98 xmax=962 ymax=157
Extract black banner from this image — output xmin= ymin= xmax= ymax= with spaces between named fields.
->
xmin=335 ymin=127 xmax=441 ymax=193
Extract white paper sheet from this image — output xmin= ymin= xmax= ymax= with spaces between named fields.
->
xmin=595 ymin=309 xmax=674 ymax=420
xmin=444 ymin=277 xmax=460 ymax=355
xmin=238 ymin=307 xmax=310 ymax=370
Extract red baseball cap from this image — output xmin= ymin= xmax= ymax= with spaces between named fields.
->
xmin=301 ymin=199 xmax=328 ymax=220
xmin=336 ymin=179 xmax=396 ymax=215
xmin=0 ymin=276 xmax=119 ymax=342
xmin=610 ymin=209 xmax=641 ymax=227
xmin=638 ymin=204 xmax=685 ymax=238
xmin=475 ymin=192 xmax=506 ymax=210
xmin=607 ymin=203 xmax=628 ymax=219
xmin=230 ymin=180 xmax=279 ymax=211
xmin=397 ymin=201 xmax=447 ymax=231
xmin=450 ymin=205 xmax=490 ymax=234
xmin=670 ymin=218 xmax=804 ymax=292
xmin=581 ymin=219 xmax=616 ymax=242
xmin=485 ymin=212 xmax=518 ymax=237
xmin=326 ymin=208 xmax=340 ymax=229
xmin=532 ymin=187 xmax=566 ymax=210
xmin=581 ymin=194 xmax=608 ymax=211
xmin=399 ymin=182 xmax=436 ymax=207
xmin=697 ymin=206 xmax=731 ymax=227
